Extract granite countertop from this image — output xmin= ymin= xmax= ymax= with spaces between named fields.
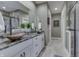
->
xmin=0 ymin=31 xmax=44 ymax=50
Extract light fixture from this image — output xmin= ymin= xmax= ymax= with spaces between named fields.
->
xmin=55 ymin=8 xmax=57 ymax=10
xmin=2 ymin=6 xmax=6 ymax=10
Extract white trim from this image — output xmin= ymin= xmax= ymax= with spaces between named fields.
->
xmin=48 ymin=9 xmax=52 ymax=42
xmin=66 ymin=30 xmax=71 ymax=56
xmin=51 ymin=37 xmax=61 ymax=40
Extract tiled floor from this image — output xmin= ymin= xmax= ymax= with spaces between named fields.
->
xmin=40 ymin=39 xmax=69 ymax=57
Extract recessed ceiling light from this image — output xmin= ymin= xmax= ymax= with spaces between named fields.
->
xmin=2 ymin=6 xmax=6 ymax=10
xmin=55 ymin=8 xmax=57 ymax=10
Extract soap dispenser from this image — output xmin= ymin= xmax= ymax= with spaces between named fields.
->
xmin=31 ymin=21 xmax=35 ymax=32
xmin=37 ymin=20 xmax=42 ymax=33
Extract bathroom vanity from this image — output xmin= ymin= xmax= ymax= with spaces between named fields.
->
xmin=0 ymin=32 xmax=45 ymax=57
xmin=0 ymin=1 xmax=45 ymax=57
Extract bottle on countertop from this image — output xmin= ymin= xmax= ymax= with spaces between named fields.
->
xmin=31 ymin=21 xmax=35 ymax=32
xmin=37 ymin=19 xmax=42 ymax=33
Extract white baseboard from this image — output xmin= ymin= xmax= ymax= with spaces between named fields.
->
xmin=51 ymin=37 xmax=61 ymax=40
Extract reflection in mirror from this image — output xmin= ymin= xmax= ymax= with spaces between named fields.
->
xmin=0 ymin=1 xmax=30 ymax=34
xmin=0 ymin=11 xmax=5 ymax=32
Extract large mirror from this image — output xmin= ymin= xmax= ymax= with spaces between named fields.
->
xmin=0 ymin=11 xmax=5 ymax=32
xmin=0 ymin=1 xmax=30 ymax=34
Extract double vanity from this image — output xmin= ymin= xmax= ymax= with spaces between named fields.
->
xmin=0 ymin=32 xmax=45 ymax=57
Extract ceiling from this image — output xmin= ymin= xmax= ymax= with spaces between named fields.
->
xmin=0 ymin=1 xmax=29 ymax=12
xmin=0 ymin=1 xmax=64 ymax=14
xmin=34 ymin=1 xmax=47 ymax=4
xmin=48 ymin=1 xmax=64 ymax=14
xmin=35 ymin=1 xmax=64 ymax=14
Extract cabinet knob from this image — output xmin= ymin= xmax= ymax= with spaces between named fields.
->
xmin=20 ymin=52 xmax=25 ymax=57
